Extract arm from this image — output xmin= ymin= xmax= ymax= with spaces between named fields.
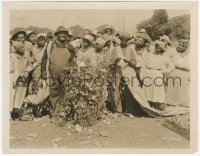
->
xmin=41 ymin=43 xmax=50 ymax=79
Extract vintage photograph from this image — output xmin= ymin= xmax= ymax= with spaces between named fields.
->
xmin=2 ymin=1 xmax=198 ymax=153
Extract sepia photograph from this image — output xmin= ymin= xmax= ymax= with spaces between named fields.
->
xmin=2 ymin=1 xmax=198 ymax=154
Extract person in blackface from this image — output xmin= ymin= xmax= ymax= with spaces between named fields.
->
xmin=41 ymin=26 xmax=76 ymax=119
xmin=142 ymin=40 xmax=175 ymax=111
xmin=165 ymin=39 xmax=190 ymax=107
xmin=29 ymin=33 xmax=47 ymax=95
xmin=10 ymin=42 xmax=36 ymax=120
xmin=11 ymin=30 xmax=33 ymax=56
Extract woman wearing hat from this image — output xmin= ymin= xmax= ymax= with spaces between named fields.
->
xmin=165 ymin=39 xmax=190 ymax=107
xmin=77 ymin=34 xmax=96 ymax=67
xmin=142 ymin=40 xmax=175 ymax=111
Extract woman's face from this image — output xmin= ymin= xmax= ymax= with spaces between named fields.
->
xmin=82 ymin=39 xmax=91 ymax=49
xmin=37 ymin=37 xmax=46 ymax=48
xmin=134 ymin=37 xmax=145 ymax=48
xmin=105 ymin=29 xmax=112 ymax=36
xmin=95 ymin=43 xmax=103 ymax=53
xmin=155 ymin=44 xmax=164 ymax=54
xmin=176 ymin=41 xmax=188 ymax=53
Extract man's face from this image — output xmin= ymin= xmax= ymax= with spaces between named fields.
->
xmin=57 ymin=32 xmax=67 ymax=43
xmin=37 ymin=37 xmax=46 ymax=48
xmin=17 ymin=34 xmax=25 ymax=42
xmin=105 ymin=29 xmax=112 ymax=36
xmin=134 ymin=37 xmax=145 ymax=48
xmin=82 ymin=39 xmax=90 ymax=49
xmin=176 ymin=41 xmax=187 ymax=53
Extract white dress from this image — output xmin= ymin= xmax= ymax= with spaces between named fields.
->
xmin=142 ymin=52 xmax=175 ymax=103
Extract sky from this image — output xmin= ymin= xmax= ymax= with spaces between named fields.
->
xmin=10 ymin=9 xmax=190 ymax=34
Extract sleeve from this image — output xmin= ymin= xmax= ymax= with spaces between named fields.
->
xmin=41 ymin=43 xmax=50 ymax=74
xmin=128 ymin=45 xmax=138 ymax=67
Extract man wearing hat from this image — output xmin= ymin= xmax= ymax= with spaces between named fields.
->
xmin=41 ymin=26 xmax=76 ymax=118
xmin=46 ymin=31 xmax=54 ymax=43
xmin=11 ymin=30 xmax=33 ymax=56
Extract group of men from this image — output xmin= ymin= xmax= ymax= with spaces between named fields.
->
xmin=10 ymin=25 xmax=190 ymax=120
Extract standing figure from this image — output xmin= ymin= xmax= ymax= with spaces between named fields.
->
xmin=46 ymin=32 xmax=54 ymax=43
xmin=165 ymin=39 xmax=190 ymax=107
xmin=142 ymin=40 xmax=175 ymax=110
xmin=29 ymin=33 xmax=47 ymax=94
xmin=41 ymin=26 xmax=75 ymax=118
xmin=10 ymin=42 xmax=35 ymax=120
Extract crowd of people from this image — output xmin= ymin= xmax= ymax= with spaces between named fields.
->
xmin=9 ymin=25 xmax=190 ymax=121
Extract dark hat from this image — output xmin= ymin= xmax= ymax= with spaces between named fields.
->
xmin=54 ymin=26 xmax=69 ymax=36
xmin=11 ymin=30 xmax=26 ymax=41
xmin=46 ymin=31 xmax=53 ymax=37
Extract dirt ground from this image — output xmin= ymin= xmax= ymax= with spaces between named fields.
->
xmin=10 ymin=114 xmax=190 ymax=149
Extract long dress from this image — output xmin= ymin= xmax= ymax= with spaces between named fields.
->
xmin=165 ymin=50 xmax=190 ymax=107
xmin=142 ymin=52 xmax=175 ymax=103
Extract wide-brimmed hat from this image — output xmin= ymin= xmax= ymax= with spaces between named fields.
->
xmin=135 ymin=32 xmax=151 ymax=43
xmin=160 ymin=35 xmax=171 ymax=46
xmin=104 ymin=25 xmax=114 ymax=34
xmin=83 ymin=34 xmax=95 ymax=46
xmin=11 ymin=30 xmax=26 ymax=41
xmin=54 ymin=26 xmax=69 ymax=36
